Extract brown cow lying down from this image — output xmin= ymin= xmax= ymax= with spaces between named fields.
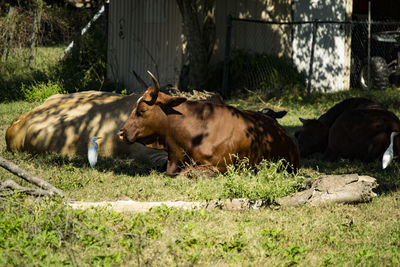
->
xmin=6 ymin=89 xmax=288 ymax=173
xmin=295 ymin=97 xmax=400 ymax=165
xmin=5 ymin=91 xmax=168 ymax=167
xmin=119 ymin=71 xmax=300 ymax=176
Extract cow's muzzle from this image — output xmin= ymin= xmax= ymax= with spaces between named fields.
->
xmin=118 ymin=129 xmax=133 ymax=144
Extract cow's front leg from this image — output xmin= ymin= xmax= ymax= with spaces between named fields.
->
xmin=165 ymin=145 xmax=186 ymax=176
xmin=166 ymin=160 xmax=181 ymax=176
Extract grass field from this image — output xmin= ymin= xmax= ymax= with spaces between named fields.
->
xmin=1 ymin=86 xmax=400 ymax=266
xmin=2 ymin=45 xmax=400 ymax=266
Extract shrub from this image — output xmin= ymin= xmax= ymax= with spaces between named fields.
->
xmin=22 ymin=80 xmax=65 ymax=102
xmin=221 ymin=157 xmax=304 ymax=204
xmin=52 ymin=7 xmax=119 ymax=94
xmin=0 ymin=3 xmax=114 ymax=101
xmin=208 ymin=49 xmax=306 ymax=98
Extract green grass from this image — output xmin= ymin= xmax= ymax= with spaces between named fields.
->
xmin=2 ymin=48 xmax=400 ymax=265
xmin=0 ymin=46 xmax=66 ymax=101
xmin=1 ymin=193 xmax=400 ymax=266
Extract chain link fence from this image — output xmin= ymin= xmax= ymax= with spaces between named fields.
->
xmin=221 ymin=16 xmax=400 ymax=97
xmin=351 ymin=20 xmax=400 ymax=90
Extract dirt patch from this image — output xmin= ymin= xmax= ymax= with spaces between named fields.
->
xmin=69 ymin=198 xmax=264 ymax=213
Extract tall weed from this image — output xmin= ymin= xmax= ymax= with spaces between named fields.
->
xmin=22 ymin=80 xmax=65 ymax=102
xmin=221 ymin=157 xmax=304 ymax=203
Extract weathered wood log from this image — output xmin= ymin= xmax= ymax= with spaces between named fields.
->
xmin=0 ymin=179 xmax=53 ymax=197
xmin=0 ymin=156 xmax=64 ymax=197
xmin=69 ymin=174 xmax=379 ymax=212
xmin=277 ymin=174 xmax=378 ymax=206
xmin=70 ymin=200 xmax=203 ymax=213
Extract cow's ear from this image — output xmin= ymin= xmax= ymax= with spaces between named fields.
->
xmin=164 ymin=97 xmax=187 ymax=108
xmin=299 ymin=118 xmax=307 ymax=124
xmin=275 ymin=110 xmax=287 ymax=119
xmin=159 ymin=97 xmax=186 ymax=115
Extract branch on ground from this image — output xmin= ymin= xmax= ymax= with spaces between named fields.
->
xmin=0 ymin=156 xmax=64 ymax=198
xmin=0 ymin=179 xmax=54 ymax=197
xmin=276 ymin=174 xmax=378 ymax=206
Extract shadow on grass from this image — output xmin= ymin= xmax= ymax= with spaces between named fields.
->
xmin=283 ymin=125 xmax=303 ymax=139
xmin=0 ymin=69 xmax=49 ymax=101
xmin=31 ymin=152 xmax=163 ymax=177
xmin=300 ymin=158 xmax=400 ymax=194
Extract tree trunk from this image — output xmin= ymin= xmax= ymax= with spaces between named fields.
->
xmin=176 ymin=0 xmax=216 ymax=91
xmin=0 ymin=6 xmax=17 ymax=61
xmin=29 ymin=0 xmax=43 ymax=67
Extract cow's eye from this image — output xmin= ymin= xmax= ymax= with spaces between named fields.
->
xmin=137 ymin=109 xmax=145 ymax=117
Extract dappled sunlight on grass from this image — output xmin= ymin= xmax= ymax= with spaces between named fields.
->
xmin=2 ymin=85 xmax=400 ymax=265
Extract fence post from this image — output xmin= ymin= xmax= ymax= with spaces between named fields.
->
xmin=307 ymin=20 xmax=318 ymax=97
xmin=367 ymin=0 xmax=371 ymax=96
xmin=29 ymin=0 xmax=43 ymax=67
xmin=221 ymin=15 xmax=232 ymax=98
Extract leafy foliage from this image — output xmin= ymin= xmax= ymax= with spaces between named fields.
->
xmin=52 ymin=13 xmax=112 ymax=94
xmin=0 ymin=2 xmax=114 ymax=101
xmin=22 ymin=80 xmax=65 ymax=102
xmin=0 ymin=195 xmax=123 ymax=266
xmin=208 ymin=49 xmax=306 ymax=98
xmin=1 ymin=193 xmax=400 ymax=265
xmin=230 ymin=49 xmax=305 ymax=92
xmin=221 ymin=158 xmax=304 ymax=203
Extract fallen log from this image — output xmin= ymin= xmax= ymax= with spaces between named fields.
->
xmin=69 ymin=199 xmax=263 ymax=212
xmin=69 ymin=200 xmax=202 ymax=213
xmin=276 ymin=174 xmax=378 ymax=206
xmin=0 ymin=156 xmax=64 ymax=197
xmin=68 ymin=174 xmax=378 ymax=212
xmin=0 ymin=179 xmax=53 ymax=197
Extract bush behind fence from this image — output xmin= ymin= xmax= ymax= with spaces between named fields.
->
xmin=221 ymin=17 xmax=400 ymax=97
xmin=0 ymin=3 xmax=109 ymax=101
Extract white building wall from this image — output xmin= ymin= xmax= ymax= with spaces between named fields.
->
xmin=107 ymin=0 xmax=351 ymax=92
xmin=213 ymin=0 xmax=293 ymax=65
xmin=292 ymin=0 xmax=348 ymax=92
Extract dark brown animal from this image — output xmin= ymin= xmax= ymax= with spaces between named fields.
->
xmin=295 ymin=97 xmax=400 ymax=163
xmin=295 ymin=97 xmax=382 ymax=157
xmin=119 ymin=71 xmax=300 ymax=176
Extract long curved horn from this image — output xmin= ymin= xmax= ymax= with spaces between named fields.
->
xmin=147 ymin=70 xmax=160 ymax=102
xmin=132 ymin=70 xmax=148 ymax=90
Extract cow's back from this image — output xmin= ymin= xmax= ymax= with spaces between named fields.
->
xmin=179 ymin=104 xmax=300 ymax=172
xmin=318 ymin=97 xmax=382 ymax=127
xmin=327 ymin=108 xmax=400 ymax=162
xmin=6 ymin=91 xmax=167 ymax=167
xmin=243 ymin=111 xmax=300 ymax=172
xmin=296 ymin=97 xmax=384 ymax=157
